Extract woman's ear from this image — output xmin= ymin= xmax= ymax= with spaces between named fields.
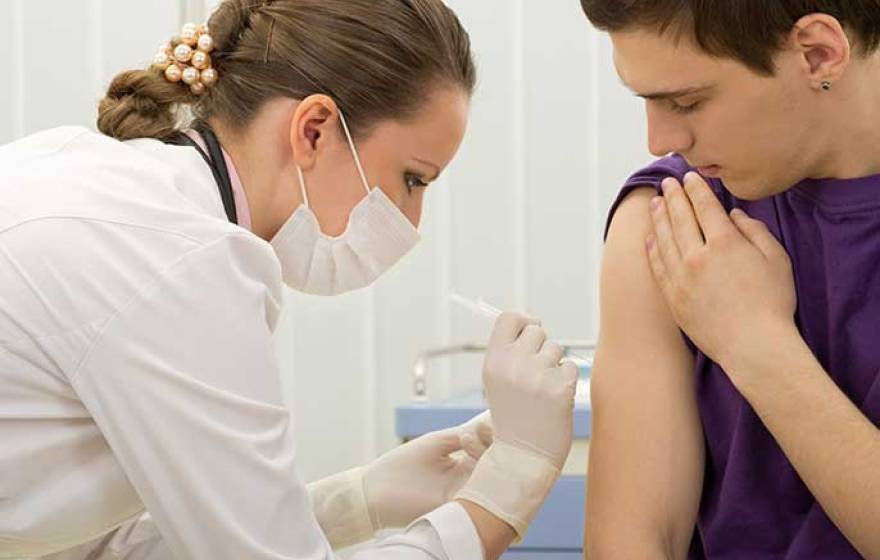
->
xmin=289 ymin=94 xmax=340 ymax=171
xmin=789 ymin=14 xmax=851 ymax=90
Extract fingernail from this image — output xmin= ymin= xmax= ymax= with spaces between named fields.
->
xmin=685 ymin=171 xmax=706 ymax=185
xmin=731 ymin=208 xmax=745 ymax=218
xmin=651 ymin=197 xmax=662 ymax=211
xmin=661 ymin=177 xmax=676 ymax=194
xmin=646 ymin=235 xmax=656 ymax=250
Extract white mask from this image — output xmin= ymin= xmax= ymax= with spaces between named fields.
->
xmin=270 ymin=111 xmax=421 ymax=296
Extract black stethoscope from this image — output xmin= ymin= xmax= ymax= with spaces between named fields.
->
xmin=167 ymin=124 xmax=238 ymax=225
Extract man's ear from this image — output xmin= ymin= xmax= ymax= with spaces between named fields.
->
xmin=289 ymin=94 xmax=340 ymax=171
xmin=789 ymin=13 xmax=851 ymax=90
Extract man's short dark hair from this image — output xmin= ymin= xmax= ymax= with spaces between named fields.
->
xmin=580 ymin=0 xmax=880 ymax=74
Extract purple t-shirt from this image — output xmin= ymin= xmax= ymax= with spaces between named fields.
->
xmin=606 ymin=155 xmax=880 ymax=559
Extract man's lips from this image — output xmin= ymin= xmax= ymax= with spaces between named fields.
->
xmin=695 ymin=165 xmax=722 ymax=177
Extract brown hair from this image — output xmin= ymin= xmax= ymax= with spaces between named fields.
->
xmin=580 ymin=0 xmax=880 ymax=75
xmin=98 ymin=0 xmax=476 ymax=142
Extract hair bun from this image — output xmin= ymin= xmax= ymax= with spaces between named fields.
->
xmin=97 ymin=70 xmax=190 ymax=141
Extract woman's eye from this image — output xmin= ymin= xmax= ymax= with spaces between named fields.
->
xmin=405 ymin=173 xmax=429 ymax=193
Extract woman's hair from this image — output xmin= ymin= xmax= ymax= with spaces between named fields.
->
xmin=98 ymin=0 xmax=476 ymax=142
xmin=580 ymin=0 xmax=880 ymax=75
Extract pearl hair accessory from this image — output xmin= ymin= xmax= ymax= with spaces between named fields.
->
xmin=153 ymin=22 xmax=218 ymax=96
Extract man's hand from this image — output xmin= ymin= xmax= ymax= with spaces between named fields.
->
xmin=646 ymin=172 xmax=798 ymax=376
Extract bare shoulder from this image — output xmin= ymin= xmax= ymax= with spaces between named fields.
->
xmin=600 ymin=187 xmax=685 ymax=355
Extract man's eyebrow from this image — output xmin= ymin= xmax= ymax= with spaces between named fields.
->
xmin=633 ymin=84 xmax=716 ymax=101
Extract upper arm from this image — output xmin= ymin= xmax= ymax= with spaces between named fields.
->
xmin=585 ymin=188 xmax=705 ymax=559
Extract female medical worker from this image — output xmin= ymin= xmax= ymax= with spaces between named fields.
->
xmin=0 ymin=0 xmax=579 ymax=559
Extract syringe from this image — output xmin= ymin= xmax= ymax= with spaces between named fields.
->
xmin=449 ymin=292 xmax=594 ymax=365
xmin=449 ymin=292 xmax=505 ymax=321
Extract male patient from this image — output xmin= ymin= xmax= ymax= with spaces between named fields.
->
xmin=581 ymin=1 xmax=880 ymax=558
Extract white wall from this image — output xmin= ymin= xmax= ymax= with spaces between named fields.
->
xmin=0 ymin=0 xmax=650 ymax=483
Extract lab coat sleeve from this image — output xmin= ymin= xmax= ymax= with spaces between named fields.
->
xmin=40 ymin=504 xmax=483 ymax=560
xmin=67 ymin=234 xmax=483 ymax=560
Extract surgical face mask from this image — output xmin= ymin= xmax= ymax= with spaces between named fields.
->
xmin=270 ymin=111 xmax=421 ymax=296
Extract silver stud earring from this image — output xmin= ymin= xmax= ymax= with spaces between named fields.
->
xmin=821 ymin=81 xmax=833 ymax=91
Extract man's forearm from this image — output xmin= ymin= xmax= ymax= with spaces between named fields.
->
xmin=724 ymin=325 xmax=880 ymax=558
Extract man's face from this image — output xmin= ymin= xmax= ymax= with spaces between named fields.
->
xmin=611 ymin=28 xmax=823 ymax=200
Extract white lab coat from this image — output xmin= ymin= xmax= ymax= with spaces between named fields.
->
xmin=0 ymin=128 xmax=482 ymax=559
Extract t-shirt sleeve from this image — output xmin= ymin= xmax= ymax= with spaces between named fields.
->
xmin=604 ymin=154 xmax=697 ymax=241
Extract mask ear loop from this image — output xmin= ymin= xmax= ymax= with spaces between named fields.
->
xmin=296 ymin=166 xmax=311 ymax=209
xmin=338 ymin=111 xmax=372 ymax=196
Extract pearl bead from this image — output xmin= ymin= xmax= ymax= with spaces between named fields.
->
xmin=182 ymin=67 xmax=200 ymax=85
xmin=197 ymin=33 xmax=214 ymax=53
xmin=164 ymin=64 xmax=183 ymax=83
xmin=182 ymin=22 xmax=197 ymax=33
xmin=153 ymin=51 xmax=171 ymax=70
xmin=181 ymin=28 xmax=198 ymax=47
xmin=190 ymin=82 xmax=207 ymax=96
xmin=199 ymin=68 xmax=218 ymax=86
xmin=198 ymin=24 xmax=210 ymax=35
xmin=173 ymin=44 xmax=193 ymax=63
xmin=191 ymin=51 xmax=210 ymax=70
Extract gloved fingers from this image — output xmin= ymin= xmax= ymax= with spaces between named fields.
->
xmin=458 ymin=452 xmax=478 ymax=474
xmin=489 ymin=312 xmax=538 ymax=346
xmin=474 ymin=413 xmax=494 ymax=448
xmin=451 ymin=449 xmax=478 ymax=468
xmin=452 ymin=451 xmax=478 ymax=480
xmin=461 ymin=430 xmax=489 ymax=460
xmin=556 ymin=360 xmax=580 ymax=389
xmin=458 ymin=411 xmax=494 ymax=460
xmin=516 ymin=324 xmax=548 ymax=354
xmin=414 ymin=427 xmax=465 ymax=458
xmin=443 ymin=452 xmax=479 ymax=499
xmin=539 ymin=340 xmax=564 ymax=366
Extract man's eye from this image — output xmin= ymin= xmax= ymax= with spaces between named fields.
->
xmin=670 ymin=100 xmax=701 ymax=115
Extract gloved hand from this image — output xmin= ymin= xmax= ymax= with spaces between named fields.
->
xmin=455 ymin=312 xmax=578 ymax=540
xmin=308 ymin=411 xmax=493 ymax=550
xmin=363 ymin=410 xmax=493 ymax=529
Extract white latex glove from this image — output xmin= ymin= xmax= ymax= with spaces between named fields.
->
xmin=456 ymin=312 xmax=578 ymax=540
xmin=364 ymin=410 xmax=494 ymax=529
xmin=308 ymin=411 xmax=493 ymax=550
